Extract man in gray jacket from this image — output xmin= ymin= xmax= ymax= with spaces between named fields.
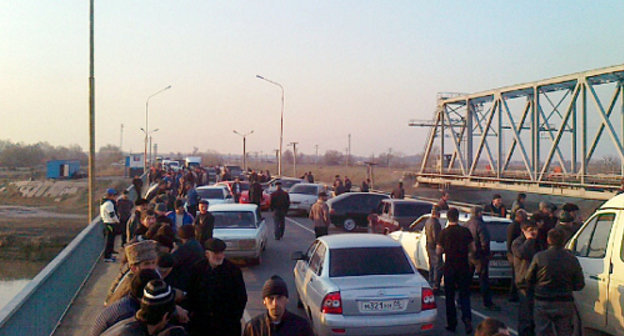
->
xmin=425 ymin=206 xmax=442 ymax=291
xmin=512 ymin=220 xmax=542 ymax=336
xmin=464 ymin=206 xmax=499 ymax=311
xmin=525 ymin=229 xmax=585 ymax=336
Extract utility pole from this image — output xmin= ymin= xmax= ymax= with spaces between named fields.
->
xmin=120 ymin=123 xmax=124 ymax=153
xmin=315 ymin=144 xmax=319 ymax=166
xmin=288 ymin=142 xmax=298 ymax=177
xmin=347 ymin=133 xmax=351 ymax=166
xmin=88 ymin=0 xmax=95 ymax=221
xmin=387 ymin=147 xmax=392 ymax=167
xmin=274 ymin=149 xmax=279 ymax=175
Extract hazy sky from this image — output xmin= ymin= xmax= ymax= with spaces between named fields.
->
xmin=1 ymin=1 xmax=623 ymax=157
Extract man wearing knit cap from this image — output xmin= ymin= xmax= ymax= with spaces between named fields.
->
xmin=100 ymin=280 xmax=186 ymax=336
xmin=187 ymin=238 xmax=247 ymax=336
xmin=106 ymin=240 xmax=158 ymax=306
xmin=91 ymin=269 xmax=160 ymax=336
xmin=243 ymin=275 xmax=312 ymax=336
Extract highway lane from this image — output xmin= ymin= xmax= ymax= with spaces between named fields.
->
xmin=238 ymin=212 xmax=521 ymax=335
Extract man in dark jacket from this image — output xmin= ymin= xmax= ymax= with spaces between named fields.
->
xmin=533 ymin=202 xmax=558 ymax=247
xmin=464 ymin=207 xmax=499 ymax=311
xmin=437 ymin=208 xmax=476 ymax=333
xmin=390 ymin=181 xmax=405 ymax=199
xmin=554 ymin=211 xmax=581 ymax=243
xmin=270 ymin=182 xmax=290 ymax=240
xmin=169 ymin=225 xmax=204 ymax=292
xmin=425 ymin=206 xmax=443 ymax=291
xmin=187 ymin=239 xmax=247 ymax=336
xmin=511 ymin=220 xmax=542 ymax=336
xmin=127 ymin=199 xmax=149 ymax=243
xmin=249 ymin=179 xmax=263 ymax=208
xmin=506 ymin=209 xmax=528 ymax=303
xmin=525 ymin=229 xmax=585 ymax=336
xmin=90 ymin=269 xmax=160 ymax=336
xmin=231 ymin=177 xmax=243 ymax=203
xmin=101 ymin=280 xmax=186 ymax=336
xmin=117 ymin=190 xmax=134 ymax=246
xmin=243 ymin=275 xmax=313 ymax=336
xmin=193 ymin=200 xmax=214 ymax=248
xmin=484 ymin=194 xmax=507 ymax=218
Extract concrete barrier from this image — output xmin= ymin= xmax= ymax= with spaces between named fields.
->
xmin=0 ymin=176 xmax=145 ymax=336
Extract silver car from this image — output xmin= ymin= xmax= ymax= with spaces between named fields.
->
xmin=209 ymin=204 xmax=268 ymax=265
xmin=292 ymin=234 xmax=437 ymax=336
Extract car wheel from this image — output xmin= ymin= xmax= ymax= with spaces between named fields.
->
xmin=343 ymin=218 xmax=357 ymax=232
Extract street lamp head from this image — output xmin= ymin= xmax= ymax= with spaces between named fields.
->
xmin=165 ymin=85 xmax=172 ymax=90
xmin=256 ymin=75 xmax=264 ymax=80
xmin=153 ymin=128 xmax=160 ymax=132
xmin=250 ymin=130 xmax=255 ymax=135
xmin=140 ymin=127 xmax=146 ymax=132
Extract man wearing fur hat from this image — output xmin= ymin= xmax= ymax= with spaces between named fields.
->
xmin=187 ymin=238 xmax=247 ymax=336
xmin=106 ymin=240 xmax=159 ymax=306
xmin=243 ymin=275 xmax=312 ymax=336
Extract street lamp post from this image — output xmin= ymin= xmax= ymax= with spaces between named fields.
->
xmin=256 ymin=75 xmax=284 ymax=176
xmin=233 ymin=130 xmax=254 ymax=171
xmin=141 ymin=128 xmax=159 ymax=166
xmin=144 ymin=85 xmax=171 ymax=172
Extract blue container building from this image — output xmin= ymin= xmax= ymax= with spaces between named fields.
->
xmin=46 ymin=160 xmax=81 ymax=179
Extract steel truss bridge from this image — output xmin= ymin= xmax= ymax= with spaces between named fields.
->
xmin=414 ymin=64 xmax=624 ymax=200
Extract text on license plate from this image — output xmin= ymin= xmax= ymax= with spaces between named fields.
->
xmin=490 ymin=259 xmax=509 ymax=267
xmin=359 ymin=299 xmax=408 ymax=312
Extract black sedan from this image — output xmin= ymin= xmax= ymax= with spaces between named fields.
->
xmin=327 ymin=192 xmax=390 ymax=231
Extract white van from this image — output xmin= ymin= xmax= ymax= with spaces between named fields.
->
xmin=566 ymin=194 xmax=624 ymax=336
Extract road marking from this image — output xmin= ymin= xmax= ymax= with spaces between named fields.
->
xmin=286 ymin=217 xmax=315 ymax=234
xmin=439 ymin=295 xmax=518 ymax=335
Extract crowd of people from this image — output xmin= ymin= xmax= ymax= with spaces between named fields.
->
xmin=427 ymin=192 xmax=585 ymax=336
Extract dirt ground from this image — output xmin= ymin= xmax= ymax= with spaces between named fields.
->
xmin=0 ymin=176 xmax=130 ymax=263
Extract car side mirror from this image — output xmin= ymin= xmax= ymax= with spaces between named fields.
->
xmin=291 ymin=251 xmax=307 ymax=261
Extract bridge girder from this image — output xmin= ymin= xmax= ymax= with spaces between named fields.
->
xmin=417 ymin=64 xmax=624 ymax=198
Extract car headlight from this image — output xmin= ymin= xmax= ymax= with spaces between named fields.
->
xmin=239 ymin=239 xmax=256 ymax=250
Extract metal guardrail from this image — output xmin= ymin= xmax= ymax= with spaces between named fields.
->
xmin=0 ymin=175 xmax=145 ymax=336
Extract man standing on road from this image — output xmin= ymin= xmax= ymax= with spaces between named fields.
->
xmin=249 ymin=178 xmax=264 ymax=208
xmin=437 ymin=191 xmax=450 ymax=211
xmin=101 ymin=188 xmax=120 ymax=262
xmin=116 ymin=190 xmax=133 ymax=247
xmin=166 ymin=199 xmax=194 ymax=233
xmin=484 ymin=194 xmax=507 ymax=218
xmin=270 ymin=181 xmax=290 ymax=240
xmin=437 ymin=208 xmax=476 ymax=333
xmin=511 ymin=193 xmax=527 ymax=219
xmin=188 ymin=238 xmax=247 ymax=336
xmin=231 ymin=177 xmax=243 ymax=203
xmin=512 ymin=220 xmax=541 ymax=336
xmin=390 ymin=181 xmax=405 ymax=199
xmin=126 ymin=198 xmax=148 ymax=243
xmin=465 ymin=206 xmax=500 ymax=311
xmin=193 ymin=200 xmax=214 ymax=248
xmin=185 ymin=183 xmax=199 ymax=216
xmin=361 ymin=178 xmax=370 ymax=192
xmin=525 ymin=229 xmax=585 ymax=336
xmin=506 ymin=209 xmax=528 ymax=303
xmin=243 ymin=275 xmax=313 ymax=336
xmin=425 ymin=206 xmax=443 ymax=292
xmin=309 ymin=192 xmax=330 ymax=238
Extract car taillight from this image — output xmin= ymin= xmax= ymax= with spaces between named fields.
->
xmin=421 ymin=287 xmax=436 ymax=310
xmin=321 ymin=292 xmax=342 ymax=314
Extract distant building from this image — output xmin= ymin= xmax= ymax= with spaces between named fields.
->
xmin=46 ymin=160 xmax=80 ymax=179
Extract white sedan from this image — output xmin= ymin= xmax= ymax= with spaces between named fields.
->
xmin=209 ymin=204 xmax=268 ymax=265
xmin=389 ymin=212 xmax=512 ymax=280
xmin=196 ymin=185 xmax=234 ymax=205
xmin=292 ymin=234 xmax=436 ymax=336
xmin=288 ymin=183 xmax=331 ymax=214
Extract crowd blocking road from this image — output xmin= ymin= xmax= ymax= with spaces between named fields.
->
xmin=241 ymin=211 xmax=520 ymax=335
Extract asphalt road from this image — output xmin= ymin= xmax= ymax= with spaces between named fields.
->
xmin=237 ymin=211 xmax=521 ymax=335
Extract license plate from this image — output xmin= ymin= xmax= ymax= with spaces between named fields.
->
xmin=490 ymin=259 xmax=509 ymax=267
xmin=291 ymin=201 xmax=300 ymax=205
xmin=359 ymin=299 xmax=407 ymax=312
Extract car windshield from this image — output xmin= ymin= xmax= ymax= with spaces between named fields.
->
xmin=329 ymin=247 xmax=414 ymax=277
xmin=394 ymin=203 xmax=430 ymax=217
xmin=290 ymin=185 xmax=317 ymax=195
xmin=197 ymin=188 xmax=224 ymax=199
xmin=212 ymin=211 xmax=256 ymax=228
xmin=485 ymin=221 xmax=509 ymax=242
xmin=280 ymin=179 xmax=300 ymax=188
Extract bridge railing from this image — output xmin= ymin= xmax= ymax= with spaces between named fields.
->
xmin=0 ymin=175 xmax=146 ymax=336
